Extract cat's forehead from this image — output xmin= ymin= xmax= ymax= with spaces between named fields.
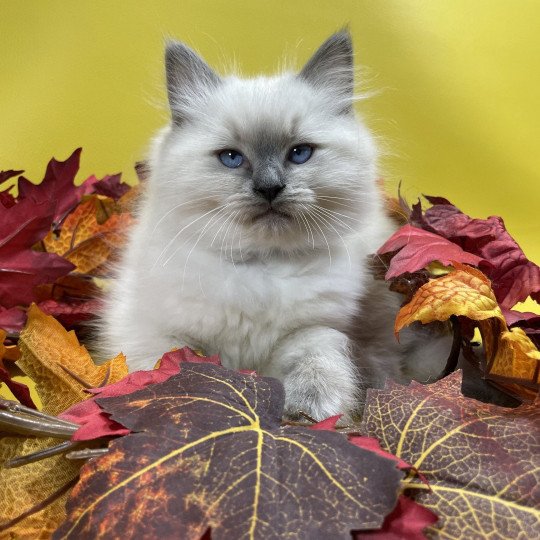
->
xmin=206 ymin=74 xmax=324 ymax=146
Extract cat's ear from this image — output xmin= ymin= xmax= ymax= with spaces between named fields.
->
xmin=299 ymin=31 xmax=354 ymax=114
xmin=165 ymin=40 xmax=221 ymax=125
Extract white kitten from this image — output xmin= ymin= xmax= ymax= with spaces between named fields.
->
xmin=100 ymin=32 xmax=448 ymax=419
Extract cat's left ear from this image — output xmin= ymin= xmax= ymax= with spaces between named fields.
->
xmin=299 ymin=31 xmax=354 ymax=114
xmin=165 ymin=40 xmax=221 ymax=125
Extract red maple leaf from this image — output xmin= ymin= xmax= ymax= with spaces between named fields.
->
xmin=377 ymin=224 xmax=483 ymax=279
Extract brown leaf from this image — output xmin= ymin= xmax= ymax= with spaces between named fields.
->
xmin=395 ymin=263 xmax=540 ymax=400
xmin=0 ymin=305 xmax=128 ymax=538
xmin=43 ymin=196 xmax=133 ymax=275
xmin=360 ymin=372 xmax=540 ymax=539
xmin=55 ymin=363 xmax=403 ymax=539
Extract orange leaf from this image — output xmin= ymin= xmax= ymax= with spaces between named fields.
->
xmin=0 ymin=305 xmax=128 ymax=538
xmin=395 ymin=262 xmax=539 ymax=399
xmin=394 ymin=262 xmax=502 ymax=336
xmin=43 ymin=196 xmax=134 ymax=274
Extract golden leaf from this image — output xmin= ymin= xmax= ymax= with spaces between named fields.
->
xmin=0 ymin=305 xmax=128 ymax=538
xmin=43 ymin=196 xmax=133 ymax=274
xmin=395 ymin=262 xmax=539 ymax=398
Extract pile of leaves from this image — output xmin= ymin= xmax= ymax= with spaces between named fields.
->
xmin=0 ymin=148 xmax=136 ymax=337
xmin=1 ymin=152 xmax=539 ymax=539
xmin=377 ymin=194 xmax=540 ymax=402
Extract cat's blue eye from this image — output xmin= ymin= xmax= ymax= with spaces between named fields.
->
xmin=288 ymin=144 xmax=313 ymax=165
xmin=219 ymin=149 xmax=244 ymax=168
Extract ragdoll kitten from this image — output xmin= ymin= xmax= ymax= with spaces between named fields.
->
xmin=100 ymin=31 xmax=448 ymax=419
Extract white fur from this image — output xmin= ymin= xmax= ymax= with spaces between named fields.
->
xmin=99 ymin=35 xmax=448 ymax=419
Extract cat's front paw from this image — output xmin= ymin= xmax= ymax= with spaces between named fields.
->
xmin=282 ymin=372 xmax=357 ymax=423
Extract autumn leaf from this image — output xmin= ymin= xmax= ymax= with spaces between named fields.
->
xmin=411 ymin=197 xmax=540 ymax=309
xmin=43 ymin=196 xmax=134 ymax=275
xmin=377 ymin=224 xmax=483 ymax=280
xmin=16 ymin=148 xmax=99 ymax=230
xmin=0 ymin=187 xmax=75 ymax=308
xmin=55 ymin=363 xmax=403 ymax=539
xmin=354 ymin=495 xmax=438 ymax=540
xmin=360 ymin=372 xmax=540 ymax=539
xmin=395 ymin=262 xmax=540 ymax=400
xmin=0 ymin=305 xmax=128 ymax=539
xmin=59 ymin=348 xmax=216 ymax=441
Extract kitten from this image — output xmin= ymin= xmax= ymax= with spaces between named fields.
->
xmin=100 ymin=31 xmax=448 ymax=419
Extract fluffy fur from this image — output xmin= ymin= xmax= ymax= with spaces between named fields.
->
xmin=99 ymin=32 xmax=448 ymax=419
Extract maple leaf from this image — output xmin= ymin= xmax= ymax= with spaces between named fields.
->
xmin=377 ymin=224 xmax=483 ymax=280
xmin=0 ymin=329 xmax=35 ymax=408
xmin=43 ymin=196 xmax=134 ymax=275
xmin=0 ymin=306 xmax=128 ymax=538
xmin=394 ymin=263 xmax=540 ymax=400
xmin=360 ymin=372 xmax=540 ymax=539
xmin=88 ymin=173 xmax=130 ymax=200
xmin=55 ymin=363 xmax=403 ymax=539
xmin=59 ymin=348 xmax=216 ymax=441
xmin=16 ymin=149 xmax=99 ymax=229
xmin=0 ymin=188 xmax=75 ymax=308
xmin=412 ymin=197 xmax=540 ymax=309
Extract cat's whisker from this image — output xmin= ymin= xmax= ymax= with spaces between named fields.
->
xmin=151 ymin=196 xmax=220 ymax=234
xmin=297 ymin=206 xmax=316 ymax=249
xmin=308 ymin=205 xmax=352 ymax=270
xmin=220 ymin=211 xmax=239 ymax=265
xmin=302 ymin=206 xmax=332 ymax=267
xmin=311 ymin=204 xmax=356 ymax=232
xmin=179 ymin=206 xmax=231 ymax=288
xmin=154 ymin=205 xmax=227 ymax=268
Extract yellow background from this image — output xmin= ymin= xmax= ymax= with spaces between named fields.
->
xmin=0 ymin=0 xmax=538 ymax=310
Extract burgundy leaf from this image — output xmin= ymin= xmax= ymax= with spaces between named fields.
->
xmin=0 ymin=306 xmax=26 ymax=333
xmin=377 ymin=224 xmax=483 ymax=279
xmin=354 ymin=495 xmax=438 ymax=539
xmin=37 ymin=299 xmax=102 ymax=328
xmin=422 ymin=200 xmax=540 ymax=309
xmin=0 ymin=366 xmax=36 ymax=409
xmin=89 ymin=173 xmax=130 ymax=200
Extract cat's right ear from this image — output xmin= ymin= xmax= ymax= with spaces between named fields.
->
xmin=165 ymin=41 xmax=221 ymax=125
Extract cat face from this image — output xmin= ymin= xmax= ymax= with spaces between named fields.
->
xmin=151 ymin=32 xmax=379 ymax=261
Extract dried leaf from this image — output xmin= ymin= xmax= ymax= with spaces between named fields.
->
xmin=43 ymin=197 xmax=134 ymax=275
xmin=414 ymin=198 xmax=540 ymax=309
xmin=56 ymin=363 xmax=403 ymax=539
xmin=360 ymin=372 xmax=540 ymax=539
xmin=354 ymin=495 xmax=438 ymax=540
xmin=377 ymin=224 xmax=483 ymax=280
xmin=59 ymin=348 xmax=214 ymax=441
xmin=0 ymin=305 xmax=128 ymax=538
xmin=395 ymin=263 xmax=540 ymax=399
xmin=16 ymin=149 xmax=98 ymax=229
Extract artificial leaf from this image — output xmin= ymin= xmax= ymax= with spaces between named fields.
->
xmin=0 ymin=305 xmax=128 ymax=538
xmin=38 ymin=299 xmax=102 ymax=329
xmin=16 ymin=149 xmax=99 ymax=229
xmin=89 ymin=173 xmax=130 ymax=200
xmin=59 ymin=348 xmax=214 ymax=441
xmin=413 ymin=198 xmax=540 ymax=309
xmin=360 ymin=372 xmax=540 ymax=539
xmin=377 ymin=224 xmax=483 ymax=280
xmin=354 ymin=495 xmax=438 ymax=540
xmin=0 ymin=329 xmax=35 ymax=408
xmin=56 ymin=363 xmax=403 ymax=539
xmin=395 ymin=263 xmax=540 ymax=399
xmin=0 ymin=189 xmax=74 ymax=308
xmin=0 ymin=306 xmax=26 ymax=333
xmin=43 ymin=197 xmax=134 ymax=275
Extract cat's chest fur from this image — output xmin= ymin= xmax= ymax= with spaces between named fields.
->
xmin=129 ymin=243 xmax=366 ymax=371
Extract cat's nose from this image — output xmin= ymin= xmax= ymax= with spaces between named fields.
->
xmin=254 ymin=184 xmax=285 ymax=203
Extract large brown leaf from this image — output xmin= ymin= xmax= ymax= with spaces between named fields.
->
xmin=360 ymin=372 xmax=540 ymax=539
xmin=55 ymin=363 xmax=403 ymax=539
